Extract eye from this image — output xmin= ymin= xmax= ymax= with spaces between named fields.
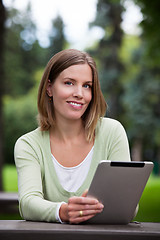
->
xmin=65 ymin=81 xmax=73 ymax=86
xmin=83 ymin=84 xmax=92 ymax=89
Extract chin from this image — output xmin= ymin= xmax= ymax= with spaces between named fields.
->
xmin=67 ymin=114 xmax=83 ymax=120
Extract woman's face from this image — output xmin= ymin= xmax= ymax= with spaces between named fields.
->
xmin=47 ymin=64 xmax=93 ymax=123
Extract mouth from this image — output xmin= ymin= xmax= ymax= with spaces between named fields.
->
xmin=67 ymin=101 xmax=83 ymax=107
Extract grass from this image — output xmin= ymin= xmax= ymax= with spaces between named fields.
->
xmin=2 ymin=164 xmax=18 ymax=192
xmin=2 ymin=165 xmax=160 ymax=222
xmin=1 ymin=165 xmax=21 ymax=220
xmin=134 ymin=175 xmax=160 ymax=222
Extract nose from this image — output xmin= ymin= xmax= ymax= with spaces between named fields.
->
xmin=73 ymin=86 xmax=83 ymax=98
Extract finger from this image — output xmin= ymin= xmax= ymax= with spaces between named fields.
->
xmin=70 ymin=212 xmax=99 ymax=224
xmin=68 ymin=196 xmax=98 ymax=205
xmin=70 ymin=215 xmax=95 ymax=224
xmin=68 ymin=202 xmax=104 ymax=212
xmin=81 ymin=189 xmax=88 ymax=197
xmin=68 ymin=203 xmax=104 ymax=221
xmin=77 ymin=208 xmax=103 ymax=218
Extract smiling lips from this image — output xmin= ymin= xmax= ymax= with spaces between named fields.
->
xmin=67 ymin=101 xmax=83 ymax=109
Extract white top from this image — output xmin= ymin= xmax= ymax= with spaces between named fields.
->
xmin=52 ymin=146 xmax=94 ymax=192
xmin=52 ymin=146 xmax=94 ymax=223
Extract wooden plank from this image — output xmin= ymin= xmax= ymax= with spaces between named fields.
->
xmin=0 ymin=192 xmax=19 ymax=214
xmin=0 ymin=192 xmax=18 ymax=202
xmin=0 ymin=220 xmax=160 ymax=240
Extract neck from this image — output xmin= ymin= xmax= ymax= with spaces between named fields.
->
xmin=50 ymin=118 xmax=85 ymax=143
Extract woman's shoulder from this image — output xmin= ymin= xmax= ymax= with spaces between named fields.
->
xmin=15 ymin=128 xmax=49 ymax=147
xmin=97 ymin=117 xmax=123 ymax=130
xmin=17 ymin=127 xmax=41 ymax=140
xmin=96 ymin=117 xmax=126 ymax=139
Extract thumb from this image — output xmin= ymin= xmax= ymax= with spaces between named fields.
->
xmin=81 ymin=189 xmax=88 ymax=197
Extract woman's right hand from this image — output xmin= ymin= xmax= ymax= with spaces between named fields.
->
xmin=59 ymin=190 xmax=104 ymax=224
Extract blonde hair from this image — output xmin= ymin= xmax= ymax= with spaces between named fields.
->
xmin=37 ymin=49 xmax=107 ymax=141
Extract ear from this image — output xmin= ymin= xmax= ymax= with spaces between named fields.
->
xmin=46 ymin=79 xmax=53 ymax=97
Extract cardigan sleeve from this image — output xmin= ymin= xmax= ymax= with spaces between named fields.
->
xmin=14 ymin=136 xmax=61 ymax=222
xmin=106 ymin=120 xmax=131 ymax=162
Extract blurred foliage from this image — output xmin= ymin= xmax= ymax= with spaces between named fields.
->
xmin=2 ymin=164 xmax=18 ymax=192
xmin=120 ymin=37 xmax=160 ymax=161
xmin=89 ymin=0 xmax=125 ymax=120
xmin=121 ymin=1 xmax=160 ymax=162
xmin=134 ymin=175 xmax=160 ymax=222
xmin=134 ymin=0 xmax=160 ymax=66
xmin=4 ymin=4 xmax=48 ymax=96
xmin=0 ymin=0 xmax=6 ymax=190
xmin=47 ymin=15 xmax=68 ymax=59
xmin=3 ymin=71 xmax=39 ymax=164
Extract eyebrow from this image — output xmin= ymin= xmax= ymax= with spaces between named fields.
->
xmin=85 ymin=81 xmax=93 ymax=85
xmin=63 ymin=77 xmax=76 ymax=81
xmin=63 ymin=77 xmax=92 ymax=84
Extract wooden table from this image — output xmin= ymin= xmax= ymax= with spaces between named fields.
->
xmin=0 ymin=192 xmax=18 ymax=214
xmin=0 ymin=220 xmax=160 ymax=240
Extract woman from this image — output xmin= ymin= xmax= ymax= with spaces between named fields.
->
xmin=14 ymin=49 xmax=131 ymax=224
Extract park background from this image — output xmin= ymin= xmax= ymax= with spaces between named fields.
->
xmin=0 ymin=0 xmax=160 ymax=222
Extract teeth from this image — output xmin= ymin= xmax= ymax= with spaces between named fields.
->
xmin=70 ymin=102 xmax=82 ymax=106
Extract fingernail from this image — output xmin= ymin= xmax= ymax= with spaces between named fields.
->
xmin=100 ymin=203 xmax=104 ymax=208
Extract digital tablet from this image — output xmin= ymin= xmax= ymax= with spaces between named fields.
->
xmin=87 ymin=160 xmax=154 ymax=224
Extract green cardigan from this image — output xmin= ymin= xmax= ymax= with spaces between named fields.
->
xmin=14 ymin=117 xmax=131 ymax=222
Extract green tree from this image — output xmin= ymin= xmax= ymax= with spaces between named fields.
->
xmin=121 ymin=1 xmax=160 ymax=171
xmin=3 ymin=69 xmax=42 ymax=165
xmin=122 ymin=44 xmax=160 ymax=162
xmin=0 ymin=0 xmax=6 ymax=190
xmin=89 ymin=0 xmax=125 ymax=120
xmin=133 ymin=1 xmax=160 ymax=170
xmin=47 ymin=15 xmax=67 ymax=59
xmin=134 ymin=0 xmax=160 ymax=66
xmin=4 ymin=3 xmax=48 ymax=97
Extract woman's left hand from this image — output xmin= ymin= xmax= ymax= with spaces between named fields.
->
xmin=60 ymin=190 xmax=104 ymax=224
